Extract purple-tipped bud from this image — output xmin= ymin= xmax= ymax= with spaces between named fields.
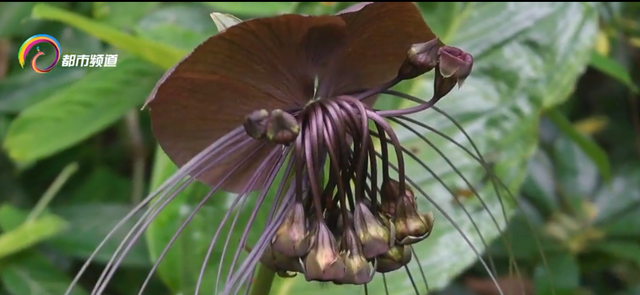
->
xmin=398 ymin=38 xmax=441 ymax=80
xmin=303 ymin=220 xmax=346 ymax=282
xmin=266 ymin=109 xmax=300 ymax=144
xmin=336 ymin=228 xmax=375 ymax=285
xmin=375 ymin=245 xmax=412 ymax=273
xmin=260 ymin=244 xmax=305 ymax=278
xmin=438 ymin=46 xmax=473 ymax=83
xmin=272 ymin=201 xmax=311 ymax=257
xmin=353 ymin=201 xmax=392 ymax=259
xmin=243 ymin=109 xmax=269 ymax=140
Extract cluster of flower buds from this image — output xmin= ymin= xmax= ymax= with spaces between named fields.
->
xmin=260 ymin=178 xmax=434 ymax=284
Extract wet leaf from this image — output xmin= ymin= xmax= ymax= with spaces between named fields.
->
xmin=2 ymin=57 xmax=162 ymax=164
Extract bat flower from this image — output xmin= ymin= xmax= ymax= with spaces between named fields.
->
xmin=67 ymin=3 xmax=537 ymax=295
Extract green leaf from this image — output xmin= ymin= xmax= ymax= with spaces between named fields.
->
xmin=31 ymin=3 xmax=185 ymax=69
xmin=65 ymin=166 xmax=132 ymax=204
xmin=0 ymin=68 xmax=87 ymax=113
xmin=135 ymin=4 xmax=214 ymax=51
xmin=592 ymin=241 xmax=640 ymax=267
xmin=93 ymin=2 xmax=160 ymax=30
xmin=589 ymin=50 xmax=639 ymax=93
xmin=3 ymin=57 xmax=162 ymax=164
xmin=0 ymin=205 xmax=68 ymax=260
xmin=48 ymin=204 xmax=150 ymax=267
xmin=533 ymin=253 xmax=580 ymax=295
xmin=204 ymin=2 xmax=299 ymax=16
xmin=546 ymin=108 xmax=611 ymax=181
xmin=1 ymin=253 xmax=88 ymax=295
xmin=0 ymin=2 xmax=35 ymax=37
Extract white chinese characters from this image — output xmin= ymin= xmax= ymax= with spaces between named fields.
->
xmin=60 ymin=54 xmax=118 ymax=68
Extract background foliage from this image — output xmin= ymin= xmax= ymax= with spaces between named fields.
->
xmin=0 ymin=2 xmax=637 ymax=295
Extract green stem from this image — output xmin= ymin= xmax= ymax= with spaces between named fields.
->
xmin=250 ymin=263 xmax=276 ymax=295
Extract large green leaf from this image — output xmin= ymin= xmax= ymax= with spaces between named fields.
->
xmin=2 ymin=57 xmax=162 ymax=164
xmin=127 ymin=2 xmax=597 ymax=294
xmin=30 ymin=3 xmax=185 ymax=69
xmin=1 ymin=253 xmax=88 ymax=295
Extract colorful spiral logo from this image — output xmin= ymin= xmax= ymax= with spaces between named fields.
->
xmin=18 ymin=34 xmax=61 ymax=74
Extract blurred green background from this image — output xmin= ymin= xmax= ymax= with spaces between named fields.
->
xmin=0 ymin=2 xmax=638 ymax=295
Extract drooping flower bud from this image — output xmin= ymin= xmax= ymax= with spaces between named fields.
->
xmin=336 ymin=228 xmax=375 ymax=285
xmin=380 ymin=179 xmax=435 ymax=245
xmin=380 ymin=179 xmax=415 ymax=216
xmin=243 ymin=109 xmax=269 ymax=140
xmin=353 ymin=201 xmax=391 ymax=259
xmin=266 ymin=109 xmax=299 ymax=144
xmin=272 ymin=201 xmax=310 ymax=257
xmin=375 ymin=244 xmax=412 ymax=273
xmin=303 ymin=220 xmax=346 ymax=282
xmin=438 ymin=46 xmax=473 ymax=84
xmin=398 ymin=38 xmax=440 ymax=80
xmin=260 ymin=243 xmax=305 ymax=278
xmin=394 ymin=209 xmax=435 ymax=245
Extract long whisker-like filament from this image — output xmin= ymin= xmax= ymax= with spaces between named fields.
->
xmin=374 ymin=149 xmax=506 ymax=295
xmin=137 ymin=143 xmax=275 ymax=295
xmin=382 ymin=88 xmax=553 ymax=294
xmin=94 ymin=135 xmax=257 ymax=294
xmin=63 ymin=126 xmax=247 ymax=295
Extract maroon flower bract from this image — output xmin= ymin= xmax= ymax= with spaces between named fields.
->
xmin=145 ymin=3 xmax=437 ymax=193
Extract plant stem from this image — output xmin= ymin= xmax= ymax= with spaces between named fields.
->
xmin=250 ymin=263 xmax=276 ymax=295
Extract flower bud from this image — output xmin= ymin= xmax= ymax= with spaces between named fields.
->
xmin=272 ymin=201 xmax=310 ymax=257
xmin=243 ymin=109 xmax=269 ymax=140
xmin=438 ymin=46 xmax=473 ymax=84
xmin=260 ymin=244 xmax=305 ymax=278
xmin=336 ymin=228 xmax=375 ymax=285
xmin=394 ymin=210 xmax=435 ymax=245
xmin=303 ymin=220 xmax=346 ymax=282
xmin=380 ymin=179 xmax=416 ymax=216
xmin=353 ymin=201 xmax=391 ymax=259
xmin=375 ymin=245 xmax=412 ymax=273
xmin=266 ymin=109 xmax=299 ymax=144
xmin=398 ymin=38 xmax=441 ymax=80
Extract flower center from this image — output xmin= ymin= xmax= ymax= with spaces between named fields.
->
xmin=243 ymin=95 xmax=435 ymax=284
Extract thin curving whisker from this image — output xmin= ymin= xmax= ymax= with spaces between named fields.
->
xmin=139 ymin=142 xmax=274 ymax=295
xmin=64 ymin=126 xmax=248 ymax=295
xmin=375 ymin=152 xmax=506 ymax=295
xmin=93 ymin=130 xmax=253 ymax=295
xmin=222 ymin=148 xmax=290 ymax=286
